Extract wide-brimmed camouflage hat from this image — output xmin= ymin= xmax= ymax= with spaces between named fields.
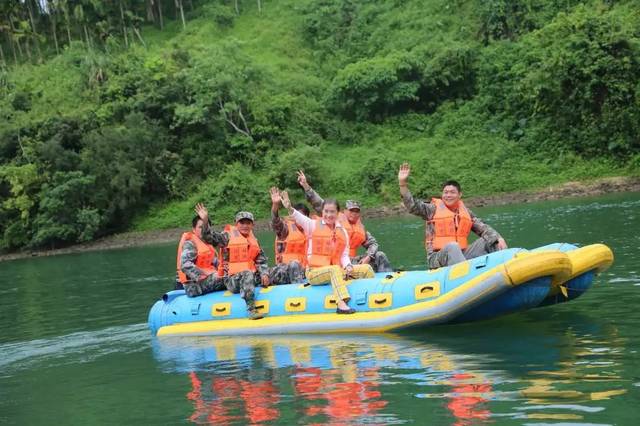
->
xmin=235 ymin=211 xmax=255 ymax=222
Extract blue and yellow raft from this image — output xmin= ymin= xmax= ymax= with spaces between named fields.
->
xmin=148 ymin=243 xmax=613 ymax=336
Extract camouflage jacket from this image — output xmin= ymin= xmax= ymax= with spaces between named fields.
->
xmin=271 ymin=210 xmax=292 ymax=241
xmin=179 ymin=239 xmax=218 ymax=283
xmin=304 ymin=188 xmax=380 ymax=257
xmin=401 ymin=189 xmax=502 ymax=258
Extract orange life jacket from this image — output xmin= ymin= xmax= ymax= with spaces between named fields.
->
xmin=275 ymin=218 xmax=307 ymax=266
xmin=176 ymin=231 xmax=218 ymax=283
xmin=308 ymin=219 xmax=348 ymax=268
xmin=339 ymin=213 xmax=366 ymax=257
xmin=218 ymin=225 xmax=261 ymax=277
xmin=427 ymin=198 xmax=473 ymax=251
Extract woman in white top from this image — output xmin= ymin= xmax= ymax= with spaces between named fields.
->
xmin=280 ymin=190 xmax=374 ymax=314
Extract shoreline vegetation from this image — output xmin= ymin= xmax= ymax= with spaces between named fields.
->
xmin=2 ymin=176 xmax=638 ymax=263
xmin=2 ymin=1 xmax=639 ymax=257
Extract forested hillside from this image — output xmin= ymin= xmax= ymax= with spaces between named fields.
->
xmin=1 ymin=0 xmax=639 ymax=252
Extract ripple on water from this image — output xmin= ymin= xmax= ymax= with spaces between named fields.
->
xmin=0 ymin=323 xmax=150 ymax=376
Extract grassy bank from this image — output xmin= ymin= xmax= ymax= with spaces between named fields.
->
xmin=1 ymin=0 xmax=639 ymax=251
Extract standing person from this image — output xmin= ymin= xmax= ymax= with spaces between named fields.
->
xmin=280 ymin=190 xmax=374 ymax=314
xmin=178 ymin=203 xmax=268 ymax=320
xmin=296 ymin=170 xmax=393 ymax=272
xmin=397 ymin=163 xmax=507 ymax=269
xmin=269 ymin=186 xmax=308 ymax=284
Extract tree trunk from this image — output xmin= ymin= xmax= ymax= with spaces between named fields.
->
xmin=175 ymin=0 xmax=186 ymax=29
xmin=119 ymin=0 xmax=129 ymax=48
xmin=188 ymin=0 xmax=194 ymax=12
xmin=157 ymin=0 xmax=164 ymax=30
xmin=63 ymin=6 xmax=72 ymax=43
xmin=26 ymin=0 xmax=42 ymax=61
xmin=257 ymin=0 xmax=262 ymax=13
xmin=234 ymin=0 xmax=239 ymax=15
xmin=9 ymin=18 xmax=24 ymax=59
xmin=83 ymin=24 xmax=91 ymax=49
xmin=24 ymin=37 xmax=33 ymax=62
xmin=6 ymin=31 xmax=18 ymax=64
xmin=48 ymin=0 xmax=60 ymax=54
xmin=132 ymin=27 xmax=146 ymax=48
xmin=0 ymin=43 xmax=6 ymax=66
xmin=146 ymin=0 xmax=155 ymax=22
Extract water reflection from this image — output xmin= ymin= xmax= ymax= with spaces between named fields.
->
xmin=152 ymin=310 xmax=629 ymax=425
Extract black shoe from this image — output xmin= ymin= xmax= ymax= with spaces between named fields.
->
xmin=336 ymin=307 xmax=356 ymax=315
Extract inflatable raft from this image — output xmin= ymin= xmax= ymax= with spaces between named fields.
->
xmin=148 ymin=243 xmax=613 ymax=336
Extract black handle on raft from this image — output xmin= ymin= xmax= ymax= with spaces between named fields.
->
xmin=255 ymin=304 xmax=264 ymax=310
xmin=215 ymin=307 xmax=227 ymax=312
xmin=328 ymin=299 xmax=336 ymax=305
xmin=374 ymin=298 xmax=387 ymax=305
xmin=290 ymin=302 xmax=302 ymax=308
xmin=420 ymin=286 xmax=434 ymax=293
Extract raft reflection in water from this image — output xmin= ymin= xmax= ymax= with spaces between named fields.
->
xmin=153 ymin=314 xmax=628 ymax=425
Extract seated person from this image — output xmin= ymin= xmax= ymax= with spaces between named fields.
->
xmin=178 ymin=203 xmax=268 ymax=320
xmin=297 ymin=170 xmax=393 ymax=272
xmin=398 ymin=163 xmax=507 ymax=269
xmin=280 ymin=189 xmax=374 ymax=314
xmin=269 ymin=186 xmax=307 ymax=284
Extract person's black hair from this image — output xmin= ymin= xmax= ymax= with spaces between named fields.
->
xmin=441 ymin=180 xmax=462 ymax=192
xmin=192 ymin=215 xmax=201 ymax=228
xmin=294 ymin=203 xmax=310 ymax=217
xmin=321 ymin=199 xmax=340 ymax=212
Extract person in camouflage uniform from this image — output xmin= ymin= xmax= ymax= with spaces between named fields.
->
xmin=297 ymin=171 xmax=393 ymax=273
xmin=268 ymin=187 xmax=308 ymax=284
xmin=397 ymin=162 xmax=508 ymax=269
xmin=179 ymin=203 xmax=269 ymax=320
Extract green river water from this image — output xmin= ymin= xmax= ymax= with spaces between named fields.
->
xmin=1 ymin=192 xmax=639 ymax=425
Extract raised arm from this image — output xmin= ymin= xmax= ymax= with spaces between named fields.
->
xmin=398 ymin=163 xmax=435 ymax=220
xmin=298 ymin=170 xmax=323 ymax=214
xmin=270 ymin=187 xmax=289 ymax=240
xmin=398 ymin=162 xmax=411 ymax=198
xmin=281 ymin=190 xmax=314 ymax=235
xmin=194 ymin=203 xmax=229 ymax=247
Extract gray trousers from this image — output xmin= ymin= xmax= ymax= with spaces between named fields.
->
xmin=352 ymin=251 xmax=393 ymax=273
xmin=428 ymin=239 xmax=500 ymax=269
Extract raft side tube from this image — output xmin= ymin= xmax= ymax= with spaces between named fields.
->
xmin=503 ymin=251 xmax=572 ymax=286
xmin=156 ymin=261 xmax=546 ymax=336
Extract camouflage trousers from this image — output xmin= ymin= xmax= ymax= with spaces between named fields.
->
xmin=183 ymin=270 xmax=258 ymax=308
xmin=269 ymin=261 xmax=305 ymax=285
xmin=427 ymin=239 xmax=500 ymax=269
xmin=351 ymin=251 xmax=393 ymax=273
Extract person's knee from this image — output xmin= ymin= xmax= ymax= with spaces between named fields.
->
xmin=443 ymin=242 xmax=462 ymax=253
xmin=288 ymin=260 xmax=302 ymax=271
xmin=184 ymin=284 xmax=201 ymax=297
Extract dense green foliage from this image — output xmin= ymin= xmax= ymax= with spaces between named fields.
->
xmin=1 ymin=0 xmax=639 ymax=251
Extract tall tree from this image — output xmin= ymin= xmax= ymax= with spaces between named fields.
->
xmin=73 ymin=2 xmax=91 ymax=48
xmin=60 ymin=0 xmax=72 ymax=44
xmin=175 ymin=0 xmax=185 ymax=29
xmin=47 ymin=0 xmax=60 ymax=54
xmin=119 ymin=0 xmax=129 ymax=47
xmin=24 ymin=0 xmax=43 ymax=61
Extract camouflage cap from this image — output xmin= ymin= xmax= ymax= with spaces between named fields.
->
xmin=345 ymin=200 xmax=361 ymax=210
xmin=235 ymin=211 xmax=255 ymax=222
